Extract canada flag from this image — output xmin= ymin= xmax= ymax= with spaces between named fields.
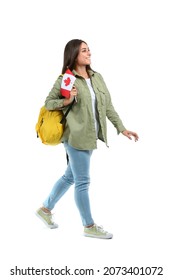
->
xmin=60 ymin=69 xmax=76 ymax=98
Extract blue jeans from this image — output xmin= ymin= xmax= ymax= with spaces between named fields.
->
xmin=43 ymin=142 xmax=94 ymax=227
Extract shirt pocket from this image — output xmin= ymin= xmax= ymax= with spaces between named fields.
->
xmin=97 ymin=88 xmax=106 ymax=105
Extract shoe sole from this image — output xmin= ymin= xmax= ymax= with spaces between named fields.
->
xmin=83 ymin=233 xmax=113 ymax=239
xmin=35 ymin=212 xmax=58 ymax=229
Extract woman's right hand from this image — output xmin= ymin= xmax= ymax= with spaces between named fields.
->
xmin=63 ymin=86 xmax=78 ymax=106
xmin=70 ymin=86 xmax=78 ymax=102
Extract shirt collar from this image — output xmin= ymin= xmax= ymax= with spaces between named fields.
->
xmin=72 ymin=69 xmax=95 ymax=77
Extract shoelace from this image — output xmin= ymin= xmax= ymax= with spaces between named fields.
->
xmin=95 ymin=224 xmax=108 ymax=233
xmin=50 ymin=213 xmax=56 ymax=223
xmin=46 ymin=212 xmax=55 ymax=223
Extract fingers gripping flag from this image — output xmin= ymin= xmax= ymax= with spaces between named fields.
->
xmin=60 ymin=69 xmax=76 ymax=98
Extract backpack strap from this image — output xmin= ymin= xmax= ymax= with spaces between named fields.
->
xmin=60 ymin=98 xmax=75 ymax=165
xmin=60 ymin=98 xmax=75 ymax=124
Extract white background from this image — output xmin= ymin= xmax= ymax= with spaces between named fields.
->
xmin=0 ymin=0 xmax=173 ymax=279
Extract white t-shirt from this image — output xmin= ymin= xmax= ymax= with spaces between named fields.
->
xmin=85 ymin=78 xmax=99 ymax=137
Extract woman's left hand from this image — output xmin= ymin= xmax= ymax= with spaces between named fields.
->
xmin=122 ymin=130 xmax=139 ymax=142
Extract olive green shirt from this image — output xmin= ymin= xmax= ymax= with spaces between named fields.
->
xmin=45 ymin=70 xmax=126 ymax=150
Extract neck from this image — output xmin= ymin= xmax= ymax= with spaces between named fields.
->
xmin=75 ymin=66 xmax=89 ymax=79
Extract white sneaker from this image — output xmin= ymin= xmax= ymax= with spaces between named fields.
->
xmin=36 ymin=208 xmax=58 ymax=229
xmin=84 ymin=224 xmax=113 ymax=239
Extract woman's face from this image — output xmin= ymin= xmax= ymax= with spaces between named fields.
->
xmin=76 ymin=42 xmax=91 ymax=67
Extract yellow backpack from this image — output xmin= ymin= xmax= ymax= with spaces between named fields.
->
xmin=35 ymin=100 xmax=74 ymax=145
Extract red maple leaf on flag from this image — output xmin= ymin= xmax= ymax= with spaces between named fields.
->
xmin=64 ymin=77 xmax=71 ymax=87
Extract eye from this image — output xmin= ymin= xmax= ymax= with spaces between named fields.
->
xmin=81 ymin=48 xmax=90 ymax=53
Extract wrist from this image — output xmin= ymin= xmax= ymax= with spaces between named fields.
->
xmin=63 ymin=97 xmax=74 ymax=106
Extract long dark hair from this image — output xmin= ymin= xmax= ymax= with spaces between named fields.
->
xmin=61 ymin=39 xmax=92 ymax=74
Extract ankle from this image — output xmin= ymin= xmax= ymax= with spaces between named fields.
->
xmin=85 ymin=224 xmax=94 ymax=228
xmin=41 ymin=207 xmax=51 ymax=214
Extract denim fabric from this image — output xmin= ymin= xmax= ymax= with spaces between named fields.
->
xmin=43 ymin=142 xmax=94 ymax=227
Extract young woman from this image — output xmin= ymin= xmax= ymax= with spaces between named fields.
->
xmin=36 ymin=39 xmax=139 ymax=239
